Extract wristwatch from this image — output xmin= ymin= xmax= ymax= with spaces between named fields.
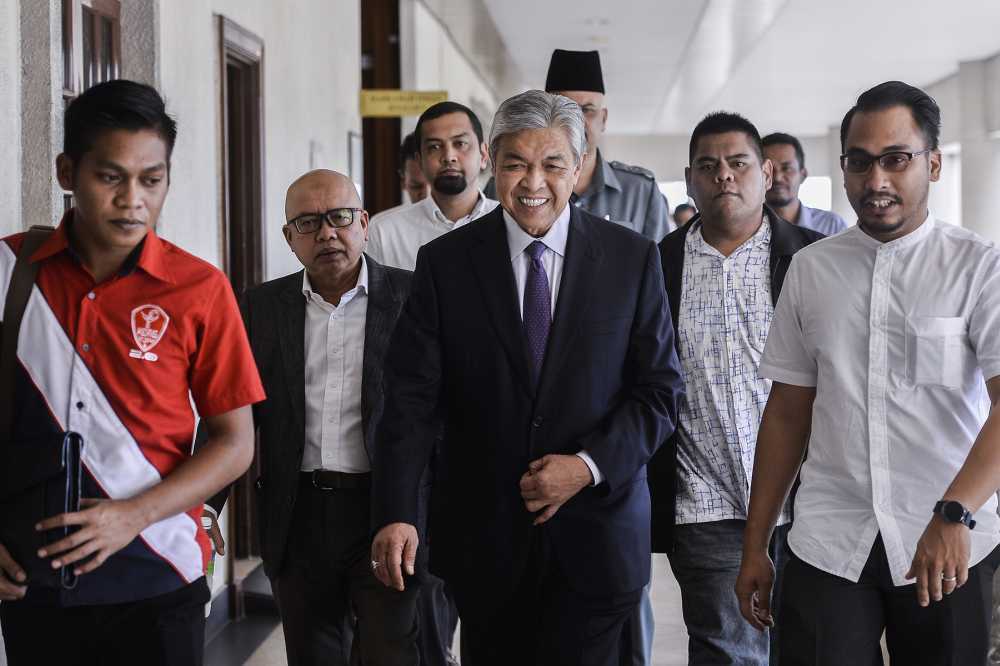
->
xmin=934 ymin=500 xmax=977 ymax=530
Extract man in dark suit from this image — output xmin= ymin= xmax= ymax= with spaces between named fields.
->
xmin=648 ymin=113 xmax=823 ymax=666
xmin=239 ymin=170 xmax=419 ymax=665
xmin=370 ymin=90 xmax=684 ymax=666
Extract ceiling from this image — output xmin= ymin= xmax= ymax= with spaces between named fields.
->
xmin=481 ymin=0 xmax=1000 ymax=136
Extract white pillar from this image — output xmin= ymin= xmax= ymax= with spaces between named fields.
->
xmin=120 ymin=0 xmax=160 ymax=87
xmin=20 ymin=0 xmax=64 ymax=230
xmin=0 ymin=0 xmax=22 ymax=237
xmin=958 ymin=56 xmax=1000 ymax=243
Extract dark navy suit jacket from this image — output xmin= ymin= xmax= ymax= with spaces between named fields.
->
xmin=374 ymin=204 xmax=683 ymax=611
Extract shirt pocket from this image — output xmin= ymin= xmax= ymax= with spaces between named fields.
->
xmin=905 ymin=316 xmax=967 ymax=389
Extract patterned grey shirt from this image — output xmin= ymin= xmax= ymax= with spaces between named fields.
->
xmin=674 ymin=219 xmax=788 ymax=525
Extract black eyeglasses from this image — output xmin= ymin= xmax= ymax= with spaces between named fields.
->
xmin=840 ymin=149 xmax=932 ymax=174
xmin=286 ymin=208 xmax=362 ymax=234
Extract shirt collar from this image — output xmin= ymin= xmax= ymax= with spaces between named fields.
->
xmin=503 ymin=202 xmax=571 ymax=261
xmin=595 ymin=150 xmax=621 ymax=192
xmin=301 ymin=254 xmax=369 ymax=305
xmin=687 ymin=213 xmax=771 ymax=258
xmin=851 ymin=209 xmax=936 ymax=252
xmin=578 ymin=150 xmax=620 ymax=201
xmin=795 ymin=202 xmax=812 ymax=227
xmin=423 ymin=190 xmax=490 ymax=225
xmin=32 ymin=208 xmax=175 ymax=283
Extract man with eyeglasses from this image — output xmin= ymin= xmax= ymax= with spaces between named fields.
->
xmin=763 ymin=132 xmax=848 ymax=235
xmin=736 ymin=80 xmax=1000 ymax=664
xmin=241 ymin=169 xmax=420 ymax=664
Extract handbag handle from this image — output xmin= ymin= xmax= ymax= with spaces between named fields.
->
xmin=0 ymin=225 xmax=55 ymax=440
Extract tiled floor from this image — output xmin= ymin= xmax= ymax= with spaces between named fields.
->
xmin=230 ymin=554 xmax=689 ymax=666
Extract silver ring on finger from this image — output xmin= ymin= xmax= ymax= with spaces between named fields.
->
xmin=942 ymin=574 xmax=957 ymax=582
xmin=371 ymin=560 xmax=381 ymax=570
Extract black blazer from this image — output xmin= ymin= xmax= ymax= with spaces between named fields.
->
xmin=373 ymin=205 xmax=684 ymax=611
xmin=239 ymin=255 xmax=412 ymax=579
xmin=648 ymin=206 xmax=824 ymax=552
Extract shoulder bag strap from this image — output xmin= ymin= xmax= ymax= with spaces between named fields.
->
xmin=0 ymin=225 xmax=56 ymax=440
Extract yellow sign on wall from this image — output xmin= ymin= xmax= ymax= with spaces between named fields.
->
xmin=360 ymin=89 xmax=448 ymax=118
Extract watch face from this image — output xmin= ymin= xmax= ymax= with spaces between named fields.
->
xmin=944 ymin=501 xmax=966 ymax=523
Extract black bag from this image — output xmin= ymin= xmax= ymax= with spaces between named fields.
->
xmin=0 ymin=432 xmax=84 ymax=588
xmin=0 ymin=225 xmax=85 ymax=590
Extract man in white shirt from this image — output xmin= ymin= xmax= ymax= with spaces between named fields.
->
xmin=238 ymin=170 xmax=420 ymax=665
xmin=762 ymin=132 xmax=848 ymax=236
xmin=736 ymin=81 xmax=1000 ymax=665
xmin=367 ymin=101 xmax=498 ymax=270
xmin=650 ymin=112 xmax=823 ymax=666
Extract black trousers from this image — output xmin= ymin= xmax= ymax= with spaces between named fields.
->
xmin=458 ymin=531 xmax=641 ymax=666
xmin=417 ymin=571 xmax=459 ymax=665
xmin=270 ymin=477 xmax=420 ymax=666
xmin=1 ymin=578 xmax=209 ymax=666
xmin=781 ymin=533 xmax=1000 ymax=666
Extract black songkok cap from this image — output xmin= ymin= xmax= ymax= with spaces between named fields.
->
xmin=544 ymin=49 xmax=605 ymax=94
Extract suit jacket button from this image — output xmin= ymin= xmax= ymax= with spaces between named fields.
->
xmin=532 ymin=416 xmax=544 ymax=428
xmin=255 ymin=477 xmax=264 ymax=491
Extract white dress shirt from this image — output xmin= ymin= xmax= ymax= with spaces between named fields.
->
xmin=300 ymin=257 xmax=370 ymax=473
xmin=502 ymin=204 xmax=602 ymax=485
xmin=368 ymin=191 xmax=498 ymax=270
xmin=675 ymin=219 xmax=789 ymax=526
xmin=760 ymin=214 xmax=1000 ymax=586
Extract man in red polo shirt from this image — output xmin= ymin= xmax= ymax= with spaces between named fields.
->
xmin=0 ymin=80 xmax=264 ymax=666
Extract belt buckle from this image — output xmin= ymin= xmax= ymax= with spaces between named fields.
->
xmin=311 ymin=469 xmax=335 ymax=491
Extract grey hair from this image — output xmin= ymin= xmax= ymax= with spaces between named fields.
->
xmin=488 ymin=90 xmax=588 ymax=168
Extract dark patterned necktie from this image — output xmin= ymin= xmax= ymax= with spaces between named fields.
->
xmin=523 ymin=240 xmax=551 ymax=384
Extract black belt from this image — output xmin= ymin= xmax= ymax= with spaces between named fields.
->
xmin=301 ymin=470 xmax=371 ymax=491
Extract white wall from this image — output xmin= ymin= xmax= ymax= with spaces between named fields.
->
xmin=399 ymin=0 xmax=498 ymax=136
xmin=156 ymin=0 xmax=361 ymax=599
xmin=158 ymin=0 xmax=361 ymax=282
xmin=0 ymin=1 xmax=21 ymax=237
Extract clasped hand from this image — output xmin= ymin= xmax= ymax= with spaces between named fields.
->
xmin=519 ymin=454 xmax=592 ymax=526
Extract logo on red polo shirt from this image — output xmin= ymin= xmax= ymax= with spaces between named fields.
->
xmin=129 ymin=304 xmax=170 ymax=362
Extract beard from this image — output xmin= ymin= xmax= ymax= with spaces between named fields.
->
xmin=765 ymin=189 xmax=794 ymax=208
xmin=434 ymin=173 xmax=467 ymax=195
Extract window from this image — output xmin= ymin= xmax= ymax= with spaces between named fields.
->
xmin=62 ymin=0 xmax=121 ymax=100
xmin=799 ymin=177 xmax=832 ymax=211
xmin=658 ymin=181 xmax=691 ymax=213
xmin=929 ymin=143 xmax=962 ymax=227
xmin=61 ymin=0 xmax=121 ymax=210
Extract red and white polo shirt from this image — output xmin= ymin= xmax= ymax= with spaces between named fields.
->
xmin=2 ymin=210 xmax=265 ymax=606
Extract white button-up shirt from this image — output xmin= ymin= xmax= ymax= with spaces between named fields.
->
xmin=503 ymin=204 xmax=602 ymax=485
xmin=675 ymin=220 xmax=788 ymax=526
xmin=300 ymin=257 xmax=370 ymax=473
xmin=760 ymin=214 xmax=1000 ymax=586
xmin=368 ymin=191 xmax=498 ymax=270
